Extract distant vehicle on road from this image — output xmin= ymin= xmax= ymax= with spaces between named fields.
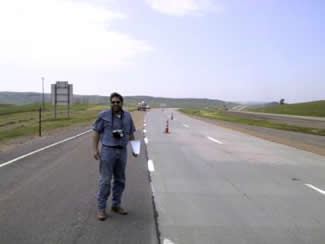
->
xmin=137 ymin=101 xmax=150 ymax=111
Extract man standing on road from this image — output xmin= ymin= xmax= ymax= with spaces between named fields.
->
xmin=92 ymin=92 xmax=137 ymax=221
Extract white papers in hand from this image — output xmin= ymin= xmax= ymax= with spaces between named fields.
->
xmin=130 ymin=140 xmax=141 ymax=155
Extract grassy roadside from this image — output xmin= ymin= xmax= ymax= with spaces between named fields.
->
xmin=249 ymin=100 xmax=325 ymax=117
xmin=180 ymin=109 xmax=325 ymax=136
xmin=0 ymin=103 xmax=136 ymax=142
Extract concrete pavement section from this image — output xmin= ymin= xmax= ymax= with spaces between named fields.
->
xmin=146 ymin=108 xmax=325 ymax=244
xmin=186 ymin=114 xmax=325 ymax=157
xmin=0 ymin=130 xmax=158 ymax=244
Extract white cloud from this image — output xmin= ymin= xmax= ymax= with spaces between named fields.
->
xmin=145 ymin=0 xmax=218 ymax=16
xmin=0 ymin=0 xmax=153 ymax=69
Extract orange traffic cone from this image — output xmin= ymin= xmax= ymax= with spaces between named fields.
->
xmin=164 ymin=120 xmax=169 ymax=134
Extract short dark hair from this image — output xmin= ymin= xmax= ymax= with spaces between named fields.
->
xmin=110 ymin=92 xmax=124 ymax=103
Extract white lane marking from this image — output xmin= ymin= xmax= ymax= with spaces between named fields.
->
xmin=143 ymin=129 xmax=147 ymax=133
xmin=183 ymin=124 xmax=189 ymax=128
xmin=0 ymin=129 xmax=92 ymax=169
xmin=305 ymin=184 xmax=325 ymax=195
xmin=148 ymin=160 xmax=155 ymax=172
xmin=207 ymin=136 xmax=223 ymax=144
xmin=144 ymin=123 xmax=147 ymax=127
xmin=164 ymin=239 xmax=175 ymax=244
xmin=144 ymin=137 xmax=149 ymax=144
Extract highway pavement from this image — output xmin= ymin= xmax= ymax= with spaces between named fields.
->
xmin=1 ymin=107 xmax=325 ymax=244
xmin=146 ymin=108 xmax=325 ymax=244
xmin=0 ymin=129 xmax=157 ymax=244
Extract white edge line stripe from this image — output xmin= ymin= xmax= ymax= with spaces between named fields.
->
xmin=0 ymin=129 xmax=92 ymax=168
xmin=305 ymin=184 xmax=325 ymax=195
xmin=148 ymin=160 xmax=155 ymax=172
xmin=207 ymin=136 xmax=223 ymax=144
xmin=164 ymin=239 xmax=175 ymax=244
xmin=144 ymin=138 xmax=149 ymax=144
xmin=183 ymin=124 xmax=189 ymax=128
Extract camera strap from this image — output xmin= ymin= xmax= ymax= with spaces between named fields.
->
xmin=111 ymin=110 xmax=124 ymax=131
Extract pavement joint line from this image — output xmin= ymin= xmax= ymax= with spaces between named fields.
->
xmin=305 ymin=184 xmax=325 ymax=195
xmin=148 ymin=159 xmax=155 ymax=172
xmin=207 ymin=136 xmax=223 ymax=144
xmin=0 ymin=129 xmax=92 ymax=169
xmin=150 ymin=183 xmax=155 ymax=194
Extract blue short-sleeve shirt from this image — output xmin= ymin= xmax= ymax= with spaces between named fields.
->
xmin=92 ymin=109 xmax=136 ymax=147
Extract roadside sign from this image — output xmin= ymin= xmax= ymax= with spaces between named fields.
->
xmin=51 ymin=81 xmax=73 ymax=119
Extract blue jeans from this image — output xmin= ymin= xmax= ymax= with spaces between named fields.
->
xmin=97 ymin=146 xmax=127 ymax=211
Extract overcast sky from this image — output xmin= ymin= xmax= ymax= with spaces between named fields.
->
xmin=1 ymin=0 xmax=324 ymax=103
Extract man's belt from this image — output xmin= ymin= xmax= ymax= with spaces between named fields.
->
xmin=103 ymin=145 xmax=124 ymax=149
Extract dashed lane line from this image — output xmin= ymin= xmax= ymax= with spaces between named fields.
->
xmin=207 ymin=136 xmax=223 ymax=145
xmin=305 ymin=184 xmax=325 ymax=195
xmin=144 ymin=137 xmax=149 ymax=144
xmin=148 ymin=160 xmax=155 ymax=172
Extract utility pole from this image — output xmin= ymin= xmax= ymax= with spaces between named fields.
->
xmin=39 ymin=107 xmax=42 ymax=136
xmin=41 ymin=77 xmax=45 ymax=110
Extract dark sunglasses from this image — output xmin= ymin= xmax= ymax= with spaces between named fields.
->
xmin=111 ymin=101 xmax=121 ymax=104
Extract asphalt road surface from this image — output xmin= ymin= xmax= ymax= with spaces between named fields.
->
xmin=2 ymin=108 xmax=325 ymax=244
xmin=0 ymin=129 xmax=157 ymax=244
xmin=146 ymin=108 xmax=325 ymax=244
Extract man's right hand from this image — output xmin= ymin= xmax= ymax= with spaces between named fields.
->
xmin=94 ymin=151 xmax=100 ymax=160
xmin=93 ymin=131 xmax=100 ymax=161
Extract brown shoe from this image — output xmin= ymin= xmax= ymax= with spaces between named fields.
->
xmin=97 ymin=210 xmax=108 ymax=221
xmin=111 ymin=206 xmax=128 ymax=215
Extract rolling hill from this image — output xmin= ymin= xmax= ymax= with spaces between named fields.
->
xmin=250 ymin=100 xmax=325 ymax=117
xmin=0 ymin=92 xmax=237 ymax=110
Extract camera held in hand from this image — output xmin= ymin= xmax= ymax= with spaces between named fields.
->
xmin=112 ymin=129 xmax=124 ymax=139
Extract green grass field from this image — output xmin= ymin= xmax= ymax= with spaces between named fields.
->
xmin=0 ymin=103 xmax=136 ymax=142
xmin=249 ymin=100 xmax=325 ymax=117
xmin=180 ymin=109 xmax=325 ymax=136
